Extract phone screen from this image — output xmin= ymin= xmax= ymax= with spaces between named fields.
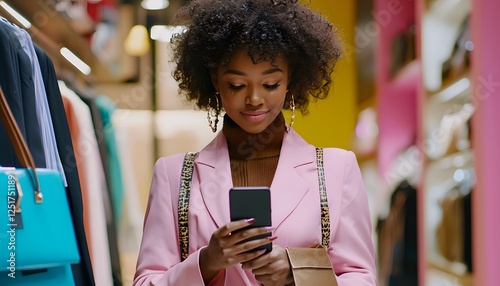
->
xmin=229 ymin=186 xmax=272 ymax=253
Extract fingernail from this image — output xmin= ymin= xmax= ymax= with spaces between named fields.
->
xmin=245 ymin=218 xmax=255 ymax=223
xmin=258 ymin=249 xmax=267 ymax=255
xmin=266 ymin=226 xmax=275 ymax=232
xmin=268 ymin=236 xmax=278 ymax=242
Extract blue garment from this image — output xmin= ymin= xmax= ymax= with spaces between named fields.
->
xmin=95 ymin=96 xmax=124 ymax=221
xmin=3 ymin=18 xmax=67 ymax=186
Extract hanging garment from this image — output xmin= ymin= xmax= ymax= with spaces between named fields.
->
xmin=436 ymin=187 xmax=473 ymax=272
xmin=35 ymin=45 xmax=96 ymax=286
xmin=0 ymin=85 xmax=80 ymax=285
xmin=6 ymin=20 xmax=67 ymax=185
xmin=61 ymin=82 xmax=113 ymax=286
xmin=95 ymin=96 xmax=125 ymax=222
xmin=76 ymin=90 xmax=123 ymax=286
xmin=377 ymin=181 xmax=418 ymax=286
xmin=0 ymin=20 xmax=45 ymax=167
xmin=437 ymin=188 xmax=465 ymax=262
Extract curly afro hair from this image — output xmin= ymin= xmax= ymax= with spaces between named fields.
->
xmin=171 ymin=0 xmax=343 ymax=114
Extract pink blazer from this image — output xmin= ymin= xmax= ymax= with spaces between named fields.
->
xmin=133 ymin=129 xmax=377 ymax=285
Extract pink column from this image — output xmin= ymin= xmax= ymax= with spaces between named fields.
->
xmin=471 ymin=0 xmax=500 ymax=285
xmin=374 ymin=1 xmax=422 ymax=284
xmin=375 ymin=0 xmax=418 ymax=178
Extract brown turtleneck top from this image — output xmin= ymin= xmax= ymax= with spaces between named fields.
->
xmin=222 ymin=113 xmax=286 ymax=187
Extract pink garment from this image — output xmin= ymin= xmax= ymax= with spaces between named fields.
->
xmin=134 ymin=129 xmax=377 ymax=285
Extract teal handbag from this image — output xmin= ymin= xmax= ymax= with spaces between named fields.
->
xmin=0 ymin=86 xmax=80 ymax=284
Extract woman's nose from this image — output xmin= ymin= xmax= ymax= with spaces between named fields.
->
xmin=246 ymin=87 xmax=263 ymax=106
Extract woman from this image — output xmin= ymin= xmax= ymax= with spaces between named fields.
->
xmin=133 ymin=0 xmax=377 ymax=285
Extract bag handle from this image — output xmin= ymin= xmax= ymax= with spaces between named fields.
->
xmin=0 ymin=86 xmax=42 ymax=203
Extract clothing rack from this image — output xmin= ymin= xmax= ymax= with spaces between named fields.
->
xmin=0 ymin=16 xmax=135 ymax=285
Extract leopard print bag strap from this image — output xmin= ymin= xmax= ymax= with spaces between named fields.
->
xmin=316 ymin=147 xmax=331 ymax=248
xmin=178 ymin=152 xmax=198 ymax=262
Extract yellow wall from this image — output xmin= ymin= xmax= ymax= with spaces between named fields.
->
xmin=288 ymin=0 xmax=357 ymax=149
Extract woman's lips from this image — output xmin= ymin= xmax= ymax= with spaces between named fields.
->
xmin=241 ymin=111 xmax=269 ymax=122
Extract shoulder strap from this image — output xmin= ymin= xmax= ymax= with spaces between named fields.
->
xmin=177 ymin=149 xmax=330 ymax=260
xmin=316 ymin=147 xmax=331 ymax=248
xmin=178 ymin=152 xmax=197 ymax=262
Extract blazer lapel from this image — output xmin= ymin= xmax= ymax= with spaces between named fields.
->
xmin=270 ymin=129 xmax=316 ymax=229
xmin=195 ymin=133 xmax=233 ymax=228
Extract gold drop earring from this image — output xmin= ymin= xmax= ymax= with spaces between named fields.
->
xmin=207 ymin=92 xmax=221 ymax=133
xmin=287 ymin=93 xmax=295 ymax=131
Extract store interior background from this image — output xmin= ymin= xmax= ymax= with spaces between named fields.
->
xmin=1 ymin=0 xmax=499 ymax=285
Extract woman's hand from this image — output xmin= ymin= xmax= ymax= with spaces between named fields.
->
xmin=200 ymin=218 xmax=274 ymax=284
xmin=241 ymin=245 xmax=294 ymax=286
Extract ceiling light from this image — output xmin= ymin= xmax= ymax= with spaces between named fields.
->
xmin=150 ymin=25 xmax=185 ymax=42
xmin=0 ymin=1 xmax=32 ymax=28
xmin=60 ymin=47 xmax=91 ymax=75
xmin=124 ymin=25 xmax=150 ymax=56
xmin=141 ymin=0 xmax=169 ymax=10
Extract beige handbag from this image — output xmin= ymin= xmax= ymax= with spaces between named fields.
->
xmin=285 ymin=148 xmax=338 ymax=286
xmin=177 ymin=148 xmax=337 ymax=285
xmin=286 ymin=245 xmax=338 ymax=286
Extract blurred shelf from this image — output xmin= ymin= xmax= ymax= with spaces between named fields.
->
xmin=428 ymin=261 xmax=474 ymax=286
xmin=427 ymin=70 xmax=471 ymax=102
xmin=426 ymin=148 xmax=473 ymax=168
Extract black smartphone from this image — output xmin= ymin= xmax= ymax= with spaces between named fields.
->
xmin=229 ymin=186 xmax=272 ymax=254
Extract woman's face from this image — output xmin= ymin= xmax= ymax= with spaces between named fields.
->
xmin=213 ymin=50 xmax=289 ymax=134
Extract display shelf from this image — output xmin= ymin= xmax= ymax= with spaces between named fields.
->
xmin=423 ymin=63 xmax=473 ymax=161
xmin=423 ymin=148 xmax=474 ymax=286
xmin=422 ymin=0 xmax=470 ymax=92
xmin=426 ymin=148 xmax=473 ymax=169
xmin=373 ymin=0 xmax=500 ymax=285
xmin=423 ymin=98 xmax=473 ymax=161
xmin=427 ymin=71 xmax=471 ymax=101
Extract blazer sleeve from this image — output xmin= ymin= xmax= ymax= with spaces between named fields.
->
xmin=328 ymin=150 xmax=377 ymax=285
xmin=133 ymin=157 xmax=225 ymax=286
